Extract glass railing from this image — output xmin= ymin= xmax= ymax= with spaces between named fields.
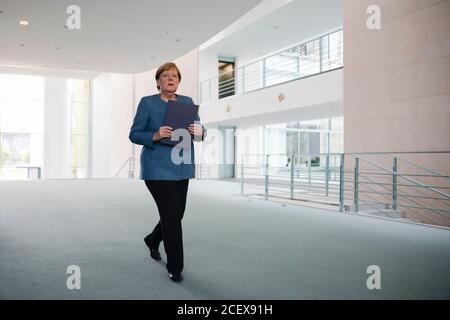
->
xmin=200 ymin=28 xmax=343 ymax=104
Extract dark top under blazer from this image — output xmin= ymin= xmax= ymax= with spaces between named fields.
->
xmin=129 ymin=94 xmax=206 ymax=180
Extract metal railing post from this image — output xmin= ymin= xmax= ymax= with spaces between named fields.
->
xmin=393 ymin=157 xmax=398 ymax=210
xmin=241 ymin=155 xmax=244 ymax=196
xmin=242 ymin=66 xmax=246 ymax=93
xmin=325 ymin=154 xmax=330 ymax=197
xmin=354 ymin=157 xmax=359 ymax=213
xmin=262 ymin=59 xmax=266 ymax=88
xmin=265 ymin=154 xmax=269 ymax=200
xmin=290 ymin=155 xmax=295 ymax=199
xmin=334 ymin=156 xmax=337 ymax=180
xmin=319 ymin=35 xmax=323 ymax=73
xmin=128 ymin=155 xmax=134 ymax=178
xmin=209 ymin=79 xmax=212 ymax=103
xmin=308 ymin=154 xmax=312 ymax=192
xmin=339 ymin=154 xmax=345 ymax=212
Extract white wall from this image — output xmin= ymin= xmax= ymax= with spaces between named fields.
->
xmin=344 ymin=0 xmax=450 ymax=154
xmin=199 ymin=49 xmax=219 ymax=83
xmin=42 ymin=77 xmax=71 ymax=179
xmin=92 ymin=73 xmax=134 ymax=178
xmin=200 ymin=68 xmax=343 ymax=127
xmin=135 ymin=48 xmax=200 ymax=103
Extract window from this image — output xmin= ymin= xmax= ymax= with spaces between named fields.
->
xmin=236 ymin=117 xmax=344 ymax=168
xmin=218 ymin=59 xmax=236 ymax=99
xmin=0 ymin=74 xmax=44 ymax=180
xmin=0 ymin=133 xmax=30 ymax=165
xmin=70 ymin=79 xmax=92 ymax=178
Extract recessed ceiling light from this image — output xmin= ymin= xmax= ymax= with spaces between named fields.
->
xmin=19 ymin=20 xmax=29 ymax=26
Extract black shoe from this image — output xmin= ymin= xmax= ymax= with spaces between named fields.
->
xmin=168 ymin=272 xmax=183 ymax=282
xmin=144 ymin=237 xmax=161 ymax=261
xmin=149 ymin=247 xmax=161 ymax=261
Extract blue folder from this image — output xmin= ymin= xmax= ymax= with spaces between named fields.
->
xmin=160 ymin=100 xmax=199 ymax=146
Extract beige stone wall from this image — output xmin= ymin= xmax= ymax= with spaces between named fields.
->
xmin=343 ymin=0 xmax=450 ymax=226
xmin=343 ymin=0 xmax=449 ymax=153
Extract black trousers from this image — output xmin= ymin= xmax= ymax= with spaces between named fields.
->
xmin=144 ymin=179 xmax=189 ymax=274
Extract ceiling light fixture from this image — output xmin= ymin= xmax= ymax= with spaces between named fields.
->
xmin=19 ymin=20 xmax=29 ymax=26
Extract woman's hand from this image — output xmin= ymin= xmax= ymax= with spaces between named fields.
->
xmin=188 ymin=123 xmax=203 ymax=137
xmin=153 ymin=126 xmax=173 ymax=141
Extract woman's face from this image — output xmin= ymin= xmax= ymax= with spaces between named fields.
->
xmin=157 ymin=68 xmax=180 ymax=94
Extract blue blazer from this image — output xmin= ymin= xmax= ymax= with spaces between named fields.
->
xmin=129 ymin=94 xmax=206 ymax=180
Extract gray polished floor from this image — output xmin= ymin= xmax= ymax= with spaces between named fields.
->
xmin=0 ymin=178 xmax=449 ymax=299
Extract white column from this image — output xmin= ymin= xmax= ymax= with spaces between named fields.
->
xmin=217 ymin=125 xmax=235 ymax=178
xmin=42 ymin=78 xmax=71 ymax=179
xmin=92 ymin=73 xmax=134 ymax=178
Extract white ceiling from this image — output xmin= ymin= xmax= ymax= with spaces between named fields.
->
xmin=200 ymin=0 xmax=342 ymax=66
xmin=0 ymin=0 xmax=262 ymax=77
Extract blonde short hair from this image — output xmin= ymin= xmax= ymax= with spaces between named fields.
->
xmin=155 ymin=62 xmax=181 ymax=90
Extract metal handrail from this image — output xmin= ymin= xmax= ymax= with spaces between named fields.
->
xmin=358 ymin=172 xmax=449 ymax=221
xmin=228 ymin=151 xmax=450 ymax=228
xmin=392 ymin=154 xmax=450 ymax=180
xmin=351 ymin=154 xmax=450 ymax=199
xmin=133 ymin=151 xmax=450 ymax=227
xmin=351 ymin=153 xmax=450 ymax=223
xmin=200 ymin=28 xmax=344 ymax=104
xmin=114 ymin=157 xmax=130 ymax=178
xmin=114 ymin=156 xmax=136 ymax=178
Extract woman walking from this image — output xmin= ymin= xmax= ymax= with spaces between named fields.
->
xmin=129 ymin=62 xmax=206 ymax=282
